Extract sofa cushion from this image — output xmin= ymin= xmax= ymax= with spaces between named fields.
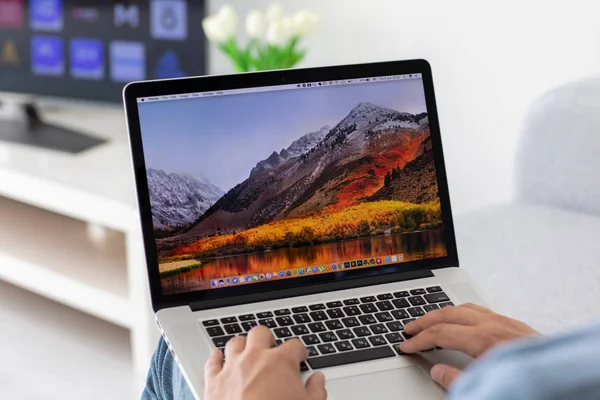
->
xmin=454 ymin=203 xmax=600 ymax=334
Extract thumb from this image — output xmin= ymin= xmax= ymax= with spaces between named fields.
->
xmin=430 ymin=364 xmax=462 ymax=390
xmin=305 ymin=371 xmax=327 ymax=400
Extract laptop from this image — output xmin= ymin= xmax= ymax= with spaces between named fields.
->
xmin=123 ymin=59 xmax=488 ymax=400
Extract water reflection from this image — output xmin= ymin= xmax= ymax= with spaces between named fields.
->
xmin=161 ymin=230 xmax=447 ymax=295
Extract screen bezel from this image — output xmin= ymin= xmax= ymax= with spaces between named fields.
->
xmin=123 ymin=59 xmax=459 ymax=312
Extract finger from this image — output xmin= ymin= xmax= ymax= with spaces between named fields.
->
xmin=305 ymin=371 xmax=327 ymax=400
xmin=246 ymin=325 xmax=275 ymax=349
xmin=276 ymin=338 xmax=308 ymax=363
xmin=403 ymin=306 xmax=481 ymax=335
xmin=459 ymin=302 xmax=494 ymax=314
xmin=430 ymin=364 xmax=462 ymax=390
xmin=399 ymin=323 xmax=482 ymax=356
xmin=204 ymin=348 xmax=224 ymax=381
xmin=225 ymin=336 xmax=246 ymax=359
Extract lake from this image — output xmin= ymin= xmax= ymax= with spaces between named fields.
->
xmin=161 ymin=229 xmax=447 ymax=295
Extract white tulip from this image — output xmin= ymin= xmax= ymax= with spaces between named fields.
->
xmin=265 ymin=3 xmax=283 ymax=23
xmin=245 ymin=10 xmax=264 ymax=39
xmin=291 ymin=11 xmax=320 ymax=37
xmin=266 ymin=18 xmax=292 ymax=46
xmin=202 ymin=5 xmax=238 ymax=43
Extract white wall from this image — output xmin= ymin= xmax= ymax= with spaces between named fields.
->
xmin=207 ymin=0 xmax=600 ymax=213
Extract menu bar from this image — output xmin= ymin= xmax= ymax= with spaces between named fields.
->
xmin=136 ymin=73 xmax=423 ymax=103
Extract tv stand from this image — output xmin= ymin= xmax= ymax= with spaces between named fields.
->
xmin=0 ymin=99 xmax=106 ymax=153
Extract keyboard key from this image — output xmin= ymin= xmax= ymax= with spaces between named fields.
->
xmin=309 ymin=304 xmax=326 ymax=311
xmin=325 ymin=319 xmax=344 ymax=330
xmin=310 ymin=311 xmax=328 ymax=321
xmin=375 ymin=312 xmax=393 ymax=323
xmin=353 ymin=326 xmax=371 ymax=337
xmin=402 ymin=332 xmax=413 ymax=340
xmin=275 ymin=339 xmax=283 ymax=346
xmin=274 ymin=309 xmax=291 ymax=316
xmin=341 ymin=317 xmax=360 ymax=328
xmin=238 ymin=314 xmax=255 ymax=321
xmin=368 ymin=335 xmax=387 ymax=346
xmin=319 ymin=332 xmax=338 ymax=342
xmin=392 ymin=299 xmax=410 ymax=309
xmin=360 ymin=296 xmax=377 ymax=303
xmin=291 ymin=306 xmax=308 ymax=313
xmin=302 ymin=334 xmax=320 ymax=345
xmin=439 ymin=302 xmax=455 ymax=308
xmin=376 ymin=301 xmax=394 ymax=311
xmin=206 ymin=326 xmax=225 ymax=337
xmin=308 ymin=322 xmax=327 ymax=333
xmin=402 ymin=318 xmax=416 ymax=326
xmin=377 ymin=293 xmax=393 ymax=300
xmin=410 ymin=288 xmax=426 ymax=295
xmin=326 ymin=301 xmax=343 ymax=308
xmin=317 ymin=343 xmax=336 ymax=354
xmin=306 ymin=346 xmax=319 ymax=357
xmin=256 ymin=312 xmax=273 ymax=318
xmin=291 ymin=325 xmax=310 ymax=336
xmin=370 ymin=324 xmax=388 ymax=335
xmin=385 ymin=332 xmax=404 ymax=344
xmin=258 ymin=318 xmax=276 ymax=328
xmin=393 ymin=291 xmax=410 ymax=298
xmin=426 ymin=286 xmax=442 ymax=293
xmin=408 ymin=296 xmax=426 ymax=306
xmin=308 ymin=346 xmax=395 ymax=369
xmin=343 ymin=298 xmax=360 ymax=305
xmin=423 ymin=304 xmax=440 ymax=313
xmin=359 ymin=303 xmax=378 ymax=314
xmin=300 ymin=362 xmax=309 ymax=372
xmin=326 ymin=308 xmax=344 ymax=319
xmin=358 ymin=314 xmax=377 ymax=325
xmin=351 ymin=338 xmax=371 ymax=349
xmin=241 ymin=321 xmax=258 ymax=331
xmin=276 ymin=316 xmax=295 ymax=326
xmin=334 ymin=341 xmax=353 ymax=352
xmin=202 ymin=319 xmax=219 ymax=327
xmin=212 ymin=335 xmax=234 ymax=347
xmin=224 ymin=324 xmax=242 ymax=334
xmin=408 ymin=307 xmax=425 ymax=318
xmin=274 ymin=327 xmax=292 ymax=338
xmin=239 ymin=333 xmax=248 ymax=337
xmin=386 ymin=321 xmax=403 ymax=332
xmin=336 ymin=329 xmax=354 ymax=340
xmin=293 ymin=313 xmax=311 ymax=324
xmin=343 ymin=306 xmax=361 ymax=316
xmin=392 ymin=309 xmax=410 ymax=320
xmin=424 ymin=292 xmax=450 ymax=303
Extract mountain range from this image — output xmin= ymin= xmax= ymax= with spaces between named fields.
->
xmin=147 ymin=169 xmax=224 ymax=229
xmin=157 ymin=102 xmax=437 ymax=248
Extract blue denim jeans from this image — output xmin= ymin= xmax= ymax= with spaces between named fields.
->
xmin=142 ymin=322 xmax=600 ymax=400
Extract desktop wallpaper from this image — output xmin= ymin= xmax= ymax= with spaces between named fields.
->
xmin=138 ymin=78 xmax=448 ymax=295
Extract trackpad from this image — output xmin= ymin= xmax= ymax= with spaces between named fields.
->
xmin=326 ymin=367 xmax=444 ymax=400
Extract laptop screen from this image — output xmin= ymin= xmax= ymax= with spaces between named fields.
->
xmin=137 ymin=73 xmax=448 ymax=296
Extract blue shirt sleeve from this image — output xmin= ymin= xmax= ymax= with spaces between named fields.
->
xmin=448 ymin=322 xmax=600 ymax=400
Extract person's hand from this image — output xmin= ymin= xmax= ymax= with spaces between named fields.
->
xmin=204 ymin=325 xmax=327 ymax=400
xmin=399 ymin=303 xmax=539 ymax=390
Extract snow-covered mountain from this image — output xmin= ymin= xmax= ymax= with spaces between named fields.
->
xmin=147 ymin=169 xmax=224 ymax=229
xmin=250 ymin=125 xmax=330 ymax=175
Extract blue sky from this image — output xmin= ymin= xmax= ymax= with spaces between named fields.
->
xmin=138 ymin=78 xmax=427 ymax=191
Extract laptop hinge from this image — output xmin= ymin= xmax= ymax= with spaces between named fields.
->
xmin=189 ymin=269 xmax=434 ymax=312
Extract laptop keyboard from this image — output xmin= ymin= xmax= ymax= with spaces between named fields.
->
xmin=201 ymin=286 xmax=453 ymax=371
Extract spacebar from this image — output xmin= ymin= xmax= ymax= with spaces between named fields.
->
xmin=307 ymin=346 xmax=395 ymax=369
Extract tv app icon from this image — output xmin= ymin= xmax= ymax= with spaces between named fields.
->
xmin=153 ymin=50 xmax=185 ymax=79
xmin=110 ymin=41 xmax=145 ymax=82
xmin=70 ymin=38 xmax=104 ymax=80
xmin=151 ymin=0 xmax=187 ymax=40
xmin=31 ymin=35 xmax=64 ymax=76
xmin=30 ymin=0 xmax=63 ymax=31
xmin=114 ymin=2 xmax=139 ymax=28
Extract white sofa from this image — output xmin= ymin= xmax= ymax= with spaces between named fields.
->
xmin=454 ymin=78 xmax=600 ymax=334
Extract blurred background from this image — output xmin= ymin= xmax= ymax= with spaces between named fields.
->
xmin=1 ymin=1 xmax=599 ymax=399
